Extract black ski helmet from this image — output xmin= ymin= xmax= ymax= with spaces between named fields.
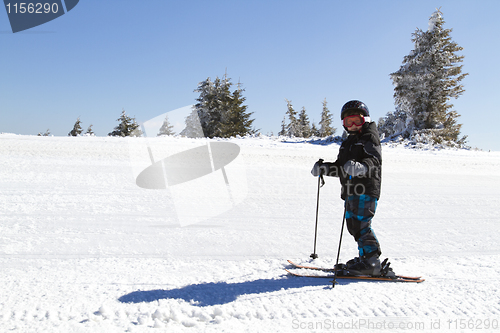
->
xmin=341 ymin=100 xmax=370 ymax=119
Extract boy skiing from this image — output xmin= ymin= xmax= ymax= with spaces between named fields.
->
xmin=311 ymin=100 xmax=388 ymax=277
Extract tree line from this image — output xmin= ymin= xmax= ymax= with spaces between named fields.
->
xmin=278 ymin=98 xmax=336 ymax=138
xmin=64 ymin=9 xmax=466 ymax=146
xmin=65 ymin=74 xmax=256 ymax=138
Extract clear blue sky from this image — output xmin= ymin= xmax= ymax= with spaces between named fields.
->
xmin=1 ymin=0 xmax=499 ymax=151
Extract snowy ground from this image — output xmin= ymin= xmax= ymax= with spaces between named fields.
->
xmin=1 ymin=134 xmax=499 ymax=332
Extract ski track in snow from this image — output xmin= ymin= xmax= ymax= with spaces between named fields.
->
xmin=1 ymin=134 xmax=500 ymax=332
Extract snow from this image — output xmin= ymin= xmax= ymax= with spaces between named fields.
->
xmin=1 ymin=133 xmax=499 ymax=332
xmin=428 ymin=10 xmax=442 ymax=32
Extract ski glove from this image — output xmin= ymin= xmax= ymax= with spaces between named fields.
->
xmin=343 ymin=160 xmax=367 ymax=177
xmin=311 ymin=159 xmax=327 ymax=177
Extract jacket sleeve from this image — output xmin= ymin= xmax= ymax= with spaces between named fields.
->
xmin=360 ymin=138 xmax=382 ymax=172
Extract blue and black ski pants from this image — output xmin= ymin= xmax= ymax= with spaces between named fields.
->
xmin=345 ymin=194 xmax=381 ymax=258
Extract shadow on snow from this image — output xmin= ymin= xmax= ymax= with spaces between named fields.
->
xmin=118 ymin=276 xmax=349 ymax=307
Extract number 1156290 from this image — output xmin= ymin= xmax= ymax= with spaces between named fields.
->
xmin=5 ymin=2 xmax=59 ymax=14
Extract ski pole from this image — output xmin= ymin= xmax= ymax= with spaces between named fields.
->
xmin=310 ymin=170 xmax=324 ymax=259
xmin=332 ymin=175 xmax=351 ymax=288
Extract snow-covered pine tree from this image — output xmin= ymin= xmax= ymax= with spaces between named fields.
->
xmin=319 ymin=98 xmax=336 ymax=137
xmin=388 ymin=9 xmax=468 ymax=146
xmin=209 ymin=76 xmax=227 ymax=137
xmin=285 ymin=99 xmax=300 ymax=137
xmin=377 ymin=109 xmax=407 ymax=139
xmin=157 ymin=114 xmax=175 ymax=136
xmin=298 ymin=107 xmax=311 ymax=138
xmin=278 ymin=117 xmax=287 ymax=136
xmin=85 ymin=124 xmax=95 ymax=136
xmin=193 ymin=74 xmax=256 ymax=138
xmin=310 ymin=122 xmax=320 ymax=137
xmin=38 ymin=129 xmax=51 ymax=136
xmin=190 ymin=77 xmax=214 ymax=137
xmin=180 ymin=109 xmax=204 ymax=138
xmin=68 ymin=117 xmax=83 ymax=136
xmin=218 ymin=82 xmax=256 ymax=138
xmin=108 ymin=109 xmax=142 ymax=137
xmin=193 ymin=76 xmax=225 ymax=138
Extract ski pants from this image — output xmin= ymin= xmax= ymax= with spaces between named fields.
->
xmin=345 ymin=194 xmax=381 ymax=258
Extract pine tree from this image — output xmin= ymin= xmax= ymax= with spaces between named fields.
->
xmin=157 ymin=114 xmax=175 ymax=136
xmin=38 ymin=129 xmax=51 ymax=136
xmin=85 ymin=124 xmax=95 ymax=136
xmin=193 ymin=76 xmax=222 ymax=138
xmin=377 ymin=109 xmax=407 ymax=140
xmin=298 ymin=107 xmax=311 ymax=138
xmin=319 ymin=98 xmax=336 ymax=137
xmin=193 ymin=75 xmax=230 ymax=138
xmin=192 ymin=73 xmax=255 ymax=138
xmin=108 ymin=109 xmax=142 ymax=137
xmin=311 ymin=122 xmax=320 ymax=137
xmin=388 ymin=9 xmax=468 ymax=146
xmin=285 ymin=99 xmax=300 ymax=137
xmin=180 ymin=109 xmax=205 ymax=138
xmin=201 ymin=76 xmax=223 ymax=138
xmin=278 ymin=117 xmax=287 ymax=136
xmin=68 ymin=117 xmax=83 ymax=136
xmin=219 ymin=83 xmax=256 ymax=137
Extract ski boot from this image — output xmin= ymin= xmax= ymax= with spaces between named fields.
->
xmin=344 ymin=255 xmax=382 ymax=276
xmin=335 ymin=255 xmax=396 ymax=277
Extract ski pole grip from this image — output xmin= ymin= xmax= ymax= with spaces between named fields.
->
xmin=318 ymin=159 xmax=326 ymax=184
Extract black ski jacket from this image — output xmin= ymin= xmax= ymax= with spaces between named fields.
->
xmin=325 ymin=122 xmax=382 ymax=200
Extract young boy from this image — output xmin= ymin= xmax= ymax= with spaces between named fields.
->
xmin=311 ymin=100 xmax=384 ymax=276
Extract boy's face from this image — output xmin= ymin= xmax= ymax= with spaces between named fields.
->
xmin=343 ymin=111 xmax=365 ymax=131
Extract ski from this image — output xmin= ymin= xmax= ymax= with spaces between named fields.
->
xmin=284 ymin=269 xmax=424 ymax=283
xmin=288 ymin=259 xmax=422 ymax=280
xmin=286 ymin=260 xmax=425 ymax=283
